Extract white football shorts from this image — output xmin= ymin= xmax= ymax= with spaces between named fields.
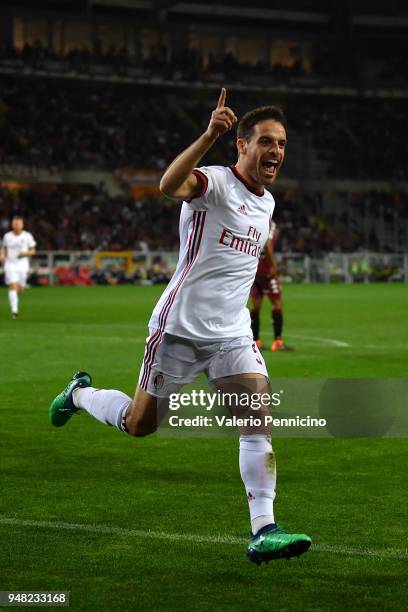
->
xmin=4 ymin=262 xmax=29 ymax=287
xmin=138 ymin=328 xmax=268 ymax=398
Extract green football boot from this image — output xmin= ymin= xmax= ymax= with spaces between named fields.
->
xmin=49 ymin=371 xmax=92 ymax=427
xmin=247 ymin=524 xmax=311 ymax=564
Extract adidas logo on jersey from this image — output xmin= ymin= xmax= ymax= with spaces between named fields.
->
xmin=237 ymin=204 xmax=248 ymax=215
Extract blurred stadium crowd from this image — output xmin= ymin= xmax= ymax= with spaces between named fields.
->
xmin=1 ymin=36 xmax=407 ymax=86
xmin=1 ymin=77 xmax=407 ymax=181
xmin=0 ymin=40 xmax=310 ymax=81
xmin=1 ymin=183 xmax=406 ymax=254
xmin=0 ymin=1 xmax=407 ymax=276
xmin=0 ymin=184 xmax=178 ymax=252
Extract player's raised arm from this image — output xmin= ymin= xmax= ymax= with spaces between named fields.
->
xmin=159 ymin=88 xmax=237 ymax=200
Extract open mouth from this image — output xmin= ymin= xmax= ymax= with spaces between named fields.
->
xmin=261 ymin=159 xmax=279 ymax=177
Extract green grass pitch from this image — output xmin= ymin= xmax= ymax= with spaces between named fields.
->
xmin=0 ymin=284 xmax=407 ymax=611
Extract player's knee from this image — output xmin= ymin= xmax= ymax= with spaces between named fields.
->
xmin=126 ymin=394 xmax=160 ymax=437
xmin=125 ymin=409 xmax=157 ymax=437
xmin=126 ymin=420 xmax=157 ymax=437
xmin=134 ymin=425 xmax=156 ymax=437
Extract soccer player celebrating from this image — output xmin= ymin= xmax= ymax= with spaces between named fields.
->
xmin=250 ymin=222 xmax=294 ymax=352
xmin=49 ymin=89 xmax=311 ymax=563
xmin=0 ymin=216 xmax=36 ymax=319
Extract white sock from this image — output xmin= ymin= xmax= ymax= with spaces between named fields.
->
xmin=8 ymin=289 xmax=18 ymax=314
xmin=239 ymin=434 xmax=276 ymax=534
xmin=73 ymin=387 xmax=132 ymax=431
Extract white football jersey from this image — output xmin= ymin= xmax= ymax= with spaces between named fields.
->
xmin=149 ymin=165 xmax=275 ymax=340
xmin=2 ymin=230 xmax=36 ymax=264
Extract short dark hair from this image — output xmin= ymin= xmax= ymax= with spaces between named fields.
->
xmin=12 ymin=215 xmax=23 ymax=221
xmin=237 ymin=106 xmax=287 ymax=140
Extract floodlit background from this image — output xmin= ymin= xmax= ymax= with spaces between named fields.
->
xmin=0 ymin=1 xmax=407 ymax=610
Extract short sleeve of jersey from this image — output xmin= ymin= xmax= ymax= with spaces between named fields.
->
xmin=187 ymin=166 xmax=227 ymax=211
xmin=26 ymin=232 xmax=37 ymax=248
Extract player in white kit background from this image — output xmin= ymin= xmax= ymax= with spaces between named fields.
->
xmin=0 ymin=216 xmax=36 ymax=319
xmin=50 ymin=88 xmax=311 ymax=563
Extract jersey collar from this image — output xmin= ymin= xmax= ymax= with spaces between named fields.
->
xmin=230 ymin=165 xmax=264 ymax=197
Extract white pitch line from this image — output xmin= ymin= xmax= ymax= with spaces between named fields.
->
xmin=287 ymin=334 xmax=350 ymax=348
xmin=0 ymin=517 xmax=406 ymax=561
xmin=258 ymin=333 xmax=407 ymax=351
xmin=1 ymin=333 xmax=405 ymax=351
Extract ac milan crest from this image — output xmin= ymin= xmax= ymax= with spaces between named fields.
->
xmin=153 ymin=373 xmax=164 ymax=390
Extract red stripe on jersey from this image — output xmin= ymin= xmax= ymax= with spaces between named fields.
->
xmin=192 ymin=169 xmax=209 ymax=198
xmin=140 ymin=329 xmax=163 ymax=390
xmin=139 ymin=211 xmax=206 ymax=391
xmin=158 ymin=211 xmax=206 ymax=331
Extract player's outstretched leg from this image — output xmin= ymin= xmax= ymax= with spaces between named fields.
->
xmin=49 ymin=375 xmax=159 ymax=437
xmin=49 ymin=371 xmax=92 ymax=427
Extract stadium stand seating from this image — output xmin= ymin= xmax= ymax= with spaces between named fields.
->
xmin=1 ymin=184 xmax=406 ymax=254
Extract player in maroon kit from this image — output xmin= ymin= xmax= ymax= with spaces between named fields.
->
xmin=250 ymin=222 xmax=294 ymax=352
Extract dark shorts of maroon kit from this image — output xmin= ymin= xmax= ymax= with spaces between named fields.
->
xmin=250 ymin=275 xmax=282 ymax=300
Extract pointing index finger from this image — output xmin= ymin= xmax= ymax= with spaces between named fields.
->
xmin=217 ymin=87 xmax=226 ymax=109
